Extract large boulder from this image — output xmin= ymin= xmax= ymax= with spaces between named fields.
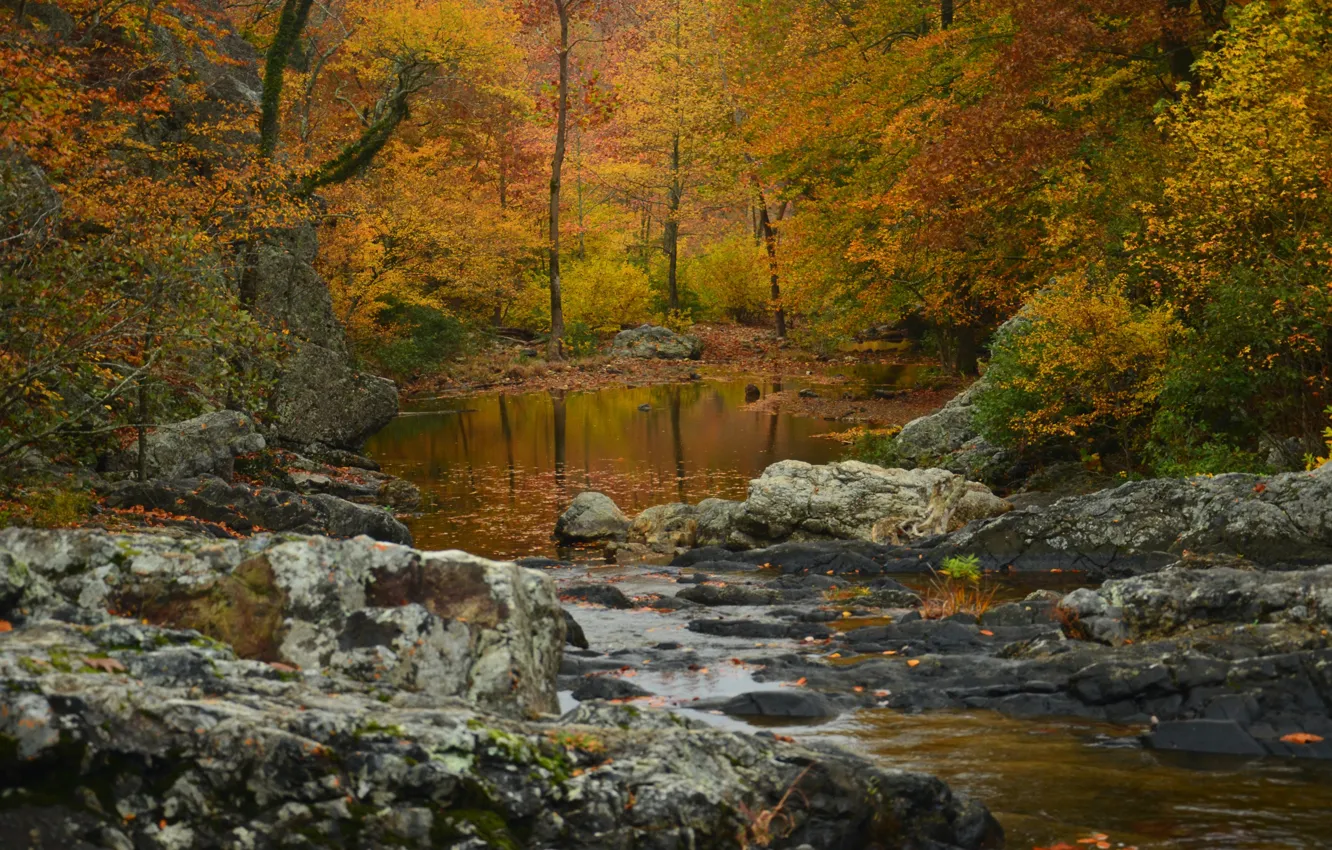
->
xmin=105 ymin=410 xmax=265 ymax=480
xmin=0 ymin=529 xmax=562 ymax=717
xmin=611 ymin=324 xmax=704 ymax=360
xmin=0 ymin=617 xmax=1001 ymax=849
xmin=272 ymin=338 xmax=399 ymax=451
xmin=101 ymin=475 xmax=412 ymax=545
xmin=248 ymin=224 xmax=399 ymax=451
xmin=555 ymin=491 xmax=631 ymax=542
xmin=892 ymin=378 xmax=1016 ymax=485
xmin=736 ymin=460 xmax=1009 ymax=546
xmin=937 ymin=468 xmax=1332 ymax=577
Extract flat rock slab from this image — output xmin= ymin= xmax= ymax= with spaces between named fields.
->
xmin=721 ymin=689 xmax=840 ymax=719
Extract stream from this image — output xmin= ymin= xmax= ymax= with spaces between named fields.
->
xmin=366 ymin=379 xmax=1332 ymax=849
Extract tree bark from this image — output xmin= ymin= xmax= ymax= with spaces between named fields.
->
xmin=547 ymin=0 xmax=571 ymax=360
xmin=664 ymin=131 xmax=682 ymax=313
xmin=259 ymin=0 xmax=315 ymax=159
xmin=940 ymin=0 xmax=953 ymax=29
xmin=756 ymin=187 xmax=785 ymax=339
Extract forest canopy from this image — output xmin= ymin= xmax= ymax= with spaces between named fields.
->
xmin=2 ymin=0 xmax=1331 ymax=476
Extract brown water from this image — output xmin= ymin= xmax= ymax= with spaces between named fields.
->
xmin=364 ymin=380 xmax=851 ymax=557
xmin=811 ymin=711 xmax=1332 ymax=849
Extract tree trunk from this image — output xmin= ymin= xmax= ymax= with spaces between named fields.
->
xmin=259 ymin=0 xmax=315 ymax=159
xmin=952 ymin=326 xmax=980 ymax=376
xmin=756 ymin=188 xmax=785 ymax=339
xmin=940 ymin=0 xmax=953 ymax=29
xmin=547 ymin=1 xmax=571 ymax=360
xmin=664 ymin=132 xmax=682 ymax=313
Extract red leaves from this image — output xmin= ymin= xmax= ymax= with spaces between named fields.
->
xmin=1280 ymin=732 xmax=1324 ymax=744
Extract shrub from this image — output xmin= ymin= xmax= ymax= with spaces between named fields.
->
xmin=369 ymin=298 xmax=473 ymax=379
xmin=686 ymin=234 xmax=770 ymax=323
xmin=974 ymin=272 xmax=1178 ymax=462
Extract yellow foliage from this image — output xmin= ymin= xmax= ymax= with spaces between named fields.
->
xmin=979 ymin=273 xmax=1179 ymax=448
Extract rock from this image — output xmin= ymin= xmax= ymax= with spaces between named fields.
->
xmin=611 ymin=324 xmax=704 ymax=360
xmin=694 ymin=497 xmax=745 ymax=547
xmin=744 ymin=383 xmax=761 ymax=402
xmin=554 ymin=491 xmax=631 ymax=542
xmin=562 ymin=583 xmax=633 ymax=610
xmin=939 ymin=470 xmax=1332 ymax=577
xmin=563 ymin=609 xmax=590 ymax=649
xmin=798 ymin=388 xmax=820 ymax=398
xmin=1148 ymin=720 xmax=1267 ymax=756
xmin=676 ymin=585 xmax=790 ymax=606
xmin=105 ymin=410 xmax=265 ymax=480
xmin=736 ymin=460 xmax=1008 ymax=546
xmin=0 ymin=529 xmax=563 ymax=717
xmin=629 ymin=502 xmax=699 ymax=548
xmin=720 ymin=689 xmax=840 ymax=719
xmin=288 ymin=464 xmax=421 ymax=511
xmin=638 ymin=402 xmax=652 ymax=411
xmin=891 ymin=378 xmax=1017 ymax=485
xmin=571 ymin=675 xmax=653 ymax=701
xmin=0 ymin=618 xmax=1001 ymax=849
xmin=100 ymin=475 xmax=412 ymax=545
xmin=272 ymin=340 xmax=399 ymax=451
xmin=1099 ymin=563 xmax=1332 ymax=636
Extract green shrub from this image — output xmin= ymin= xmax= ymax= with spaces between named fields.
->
xmin=563 ymin=320 xmax=601 ymax=357
xmin=370 ymin=298 xmax=472 ymax=378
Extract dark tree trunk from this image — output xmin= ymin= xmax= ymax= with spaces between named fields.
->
xmin=664 ymin=132 xmax=682 ymax=313
xmin=547 ymin=1 xmax=571 ymax=360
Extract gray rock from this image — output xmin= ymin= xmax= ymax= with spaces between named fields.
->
xmin=629 ymin=502 xmax=698 ymax=548
xmin=101 ymin=475 xmax=412 ymax=544
xmin=611 ymin=324 xmax=704 ymax=360
xmin=1148 ymin=720 xmax=1267 ymax=756
xmin=720 ymin=689 xmax=840 ymax=719
xmin=106 ymin=410 xmax=264 ymax=480
xmin=694 ymin=497 xmax=746 ymax=547
xmin=736 ymin=460 xmax=1008 ymax=545
xmin=0 ymin=530 xmax=563 ymax=717
xmin=562 ymin=583 xmax=633 ymax=610
xmin=940 ymin=470 xmax=1332 ymax=577
xmin=571 ymin=675 xmax=653 ymax=701
xmin=555 ymin=492 xmax=630 ymax=542
xmin=892 ymin=378 xmax=1017 ymax=485
xmin=0 ymin=619 xmax=1001 ymax=849
xmin=272 ymin=340 xmax=399 ymax=451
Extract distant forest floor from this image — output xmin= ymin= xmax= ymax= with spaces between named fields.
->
xmin=402 ymin=324 xmax=967 ymax=425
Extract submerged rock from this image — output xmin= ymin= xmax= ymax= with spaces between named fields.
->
xmin=101 ymin=474 xmax=412 ymax=545
xmin=611 ymin=324 xmax=704 ymax=360
xmin=555 ymin=491 xmax=631 ymax=542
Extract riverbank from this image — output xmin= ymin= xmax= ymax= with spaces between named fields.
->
xmin=401 ymin=323 xmax=967 ymax=426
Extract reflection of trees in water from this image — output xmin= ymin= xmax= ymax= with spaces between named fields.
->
xmin=670 ymin=385 xmax=685 ymax=501
xmin=551 ymin=388 xmax=566 ymax=493
xmin=364 ymin=381 xmax=848 ymax=556
xmin=498 ymin=394 xmax=515 ymax=502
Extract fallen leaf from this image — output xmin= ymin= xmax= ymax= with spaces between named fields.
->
xmin=828 ymin=652 xmax=842 ymax=659
xmin=794 ymin=677 xmax=807 ymax=686
xmin=1280 ymin=732 xmax=1324 ymax=744
xmin=0 ymin=620 xmax=11 ymax=633
xmin=83 ymin=657 xmax=126 ymax=673
xmin=853 ymin=685 xmax=864 ymax=692
xmin=907 ymin=659 xmax=921 ymax=668
xmin=979 ymin=629 xmax=994 ymax=636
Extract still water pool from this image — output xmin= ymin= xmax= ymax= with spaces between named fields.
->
xmin=365 ymin=379 xmax=851 ymax=557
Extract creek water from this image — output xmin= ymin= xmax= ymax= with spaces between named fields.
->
xmin=366 ymin=380 xmax=1332 ymax=850
xmin=365 ymin=379 xmax=853 ymax=558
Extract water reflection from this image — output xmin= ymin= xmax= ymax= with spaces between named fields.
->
xmin=365 ymin=380 xmax=851 ymax=557
xmin=811 ymin=710 xmax=1332 ymax=849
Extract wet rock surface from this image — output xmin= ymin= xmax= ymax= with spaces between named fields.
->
xmin=0 ymin=532 xmax=1002 ymax=850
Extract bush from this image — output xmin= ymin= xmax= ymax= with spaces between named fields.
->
xmin=563 ymin=320 xmax=601 ymax=357
xmin=685 ymin=234 xmax=770 ymax=323
xmin=370 ymin=298 xmax=472 ymax=378
xmin=974 ymin=273 xmax=1178 ymax=460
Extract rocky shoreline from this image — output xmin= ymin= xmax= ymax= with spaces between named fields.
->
xmin=0 ymin=530 xmax=1000 ymax=849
